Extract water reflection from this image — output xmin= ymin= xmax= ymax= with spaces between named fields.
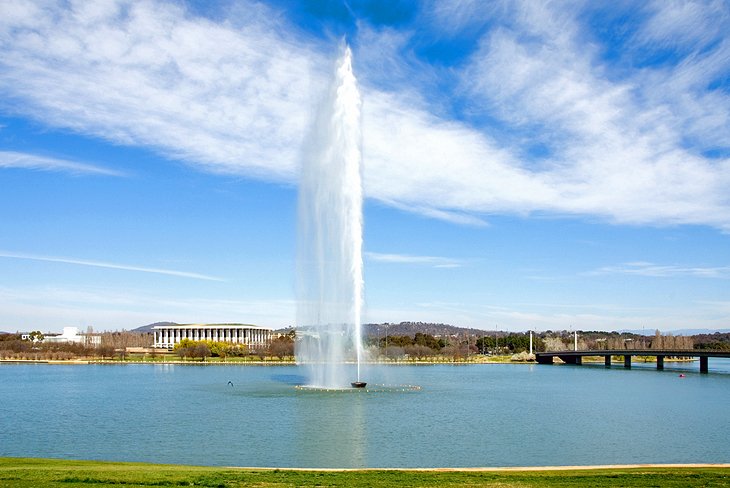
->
xmin=293 ymin=389 xmax=367 ymax=468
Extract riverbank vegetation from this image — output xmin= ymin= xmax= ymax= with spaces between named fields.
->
xmin=2 ymin=322 xmax=729 ymax=363
xmin=1 ymin=458 xmax=729 ymax=487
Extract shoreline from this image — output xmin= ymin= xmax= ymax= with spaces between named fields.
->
xmin=0 ymin=358 xmax=533 ymax=365
xmin=2 ymin=457 xmax=729 ymax=471
xmin=0 ymin=357 xmax=704 ymax=366
xmin=234 ymin=463 xmax=730 ymax=471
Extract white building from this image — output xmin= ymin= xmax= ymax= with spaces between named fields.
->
xmin=42 ymin=327 xmax=101 ymax=346
xmin=152 ymin=323 xmax=272 ymax=349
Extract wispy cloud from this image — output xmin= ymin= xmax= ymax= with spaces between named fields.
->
xmin=0 ymin=0 xmax=323 ymax=180
xmin=364 ymin=300 xmax=730 ymax=332
xmin=0 ymin=285 xmax=294 ymax=331
xmin=0 ymin=150 xmax=125 ymax=176
xmin=0 ymin=1 xmax=729 ymax=230
xmin=365 ymin=251 xmax=463 ymax=268
xmin=0 ymin=251 xmax=223 ymax=281
xmin=591 ymin=261 xmax=730 ymax=279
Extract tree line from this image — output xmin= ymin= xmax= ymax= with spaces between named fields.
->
xmin=173 ymin=334 xmax=294 ymax=361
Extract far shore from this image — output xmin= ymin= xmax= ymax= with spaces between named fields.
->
xmin=0 ymin=354 xmax=700 ymax=366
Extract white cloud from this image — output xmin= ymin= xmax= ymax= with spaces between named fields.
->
xmin=460 ymin=0 xmax=730 ymax=228
xmin=592 ymin=261 xmax=730 ymax=279
xmin=0 ymin=0 xmax=323 ymax=180
xmin=0 ymin=250 xmax=223 ymax=281
xmin=0 ymin=0 xmax=729 ymax=230
xmin=639 ymin=0 xmax=730 ymax=51
xmin=0 ymin=150 xmax=125 ymax=176
xmin=364 ymin=299 xmax=730 ymax=332
xmin=0 ymin=285 xmax=295 ymax=331
xmin=365 ymin=251 xmax=463 ymax=268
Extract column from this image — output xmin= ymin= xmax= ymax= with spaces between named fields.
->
xmin=656 ymin=355 xmax=664 ymax=370
xmin=153 ymin=330 xmax=158 ymax=347
xmin=604 ymin=355 xmax=611 ymax=367
xmin=700 ymin=356 xmax=708 ymax=374
xmin=624 ymin=355 xmax=631 ymax=369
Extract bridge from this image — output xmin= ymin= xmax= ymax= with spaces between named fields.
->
xmin=534 ymin=349 xmax=730 ymax=373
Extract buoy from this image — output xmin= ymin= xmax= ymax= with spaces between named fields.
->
xmin=679 ymin=374 xmax=685 ymax=378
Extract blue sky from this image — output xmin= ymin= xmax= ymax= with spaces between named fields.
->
xmin=1 ymin=0 xmax=729 ymax=333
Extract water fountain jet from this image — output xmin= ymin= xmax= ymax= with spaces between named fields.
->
xmin=296 ymin=44 xmax=365 ymax=389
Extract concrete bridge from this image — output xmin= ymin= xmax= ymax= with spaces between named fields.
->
xmin=535 ymin=349 xmax=730 ymax=373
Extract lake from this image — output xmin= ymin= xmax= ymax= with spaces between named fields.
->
xmin=1 ymin=360 xmax=729 ymax=468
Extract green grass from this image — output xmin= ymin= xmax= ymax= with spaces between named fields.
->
xmin=2 ymin=458 xmax=729 ymax=487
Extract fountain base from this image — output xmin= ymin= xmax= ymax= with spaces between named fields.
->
xmin=351 ymin=381 xmax=367 ymax=388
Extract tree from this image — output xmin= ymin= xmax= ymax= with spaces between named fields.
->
xmin=269 ymin=336 xmax=294 ymax=359
xmin=176 ymin=346 xmax=191 ymax=360
xmin=27 ymin=331 xmax=44 ymax=342
xmin=192 ymin=343 xmax=211 ymax=361
xmin=97 ymin=345 xmax=116 ymax=359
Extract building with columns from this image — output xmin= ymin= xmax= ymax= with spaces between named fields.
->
xmin=152 ymin=323 xmax=272 ymax=349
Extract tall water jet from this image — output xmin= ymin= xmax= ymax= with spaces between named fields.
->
xmin=296 ymin=45 xmax=365 ymax=389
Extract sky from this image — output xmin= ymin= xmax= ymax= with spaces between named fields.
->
xmin=0 ymin=0 xmax=729 ymax=334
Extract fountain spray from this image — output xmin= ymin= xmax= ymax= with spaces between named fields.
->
xmin=296 ymin=44 xmax=365 ymax=389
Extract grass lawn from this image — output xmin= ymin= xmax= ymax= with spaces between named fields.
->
xmin=1 ymin=458 xmax=729 ymax=487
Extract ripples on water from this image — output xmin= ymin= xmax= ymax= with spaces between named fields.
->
xmin=1 ymin=361 xmax=729 ymax=468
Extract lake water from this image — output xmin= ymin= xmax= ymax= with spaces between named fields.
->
xmin=1 ymin=360 xmax=729 ymax=468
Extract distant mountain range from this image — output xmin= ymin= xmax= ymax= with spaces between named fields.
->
xmin=362 ymin=322 xmax=494 ymax=338
xmin=286 ymin=322 xmax=518 ymax=338
xmin=131 ymin=322 xmax=177 ymax=333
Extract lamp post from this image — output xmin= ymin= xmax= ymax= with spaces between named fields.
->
xmin=495 ymin=325 xmax=498 ymax=356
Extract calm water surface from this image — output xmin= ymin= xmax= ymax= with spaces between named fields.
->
xmin=1 ymin=360 xmax=729 ymax=468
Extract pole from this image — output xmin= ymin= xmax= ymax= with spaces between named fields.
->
xmin=529 ymin=330 xmax=533 ymax=355
xmin=574 ymin=330 xmax=578 ymax=351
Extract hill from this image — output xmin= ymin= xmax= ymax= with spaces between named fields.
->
xmin=131 ymin=322 xmax=178 ymax=333
xmin=364 ymin=322 xmax=493 ymax=338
